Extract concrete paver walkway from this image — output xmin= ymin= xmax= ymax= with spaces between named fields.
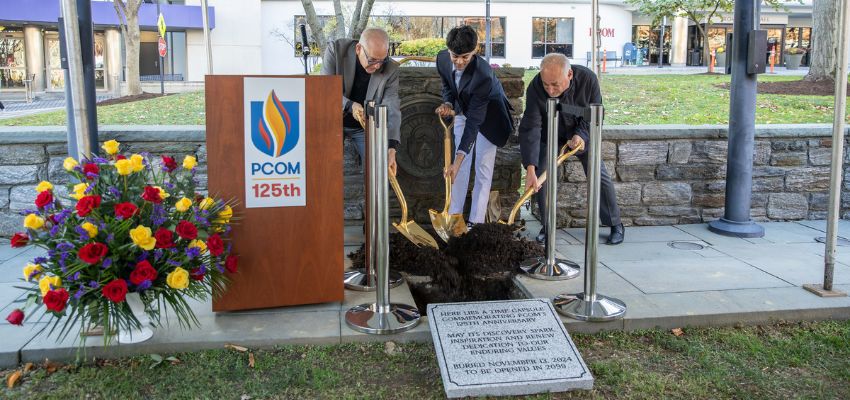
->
xmin=1 ymin=219 xmax=848 ymax=367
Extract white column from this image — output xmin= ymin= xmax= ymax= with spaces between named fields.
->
xmin=670 ymin=16 xmax=688 ymax=67
xmin=23 ymin=25 xmax=45 ymax=91
xmin=104 ymin=28 xmax=122 ymax=94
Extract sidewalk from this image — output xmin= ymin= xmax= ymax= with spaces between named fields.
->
xmin=602 ymin=65 xmax=809 ymax=76
xmin=1 ymin=218 xmax=848 ymax=367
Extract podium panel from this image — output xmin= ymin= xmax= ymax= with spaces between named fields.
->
xmin=207 ymin=75 xmax=343 ymax=311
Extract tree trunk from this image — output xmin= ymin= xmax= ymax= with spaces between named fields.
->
xmin=332 ymin=0 xmax=346 ymax=39
xmin=124 ymin=12 xmax=142 ymax=95
xmin=807 ymin=0 xmax=839 ymax=82
xmin=300 ymin=0 xmax=327 ymax=54
xmin=349 ymin=0 xmax=364 ymax=38
xmin=352 ymin=0 xmax=377 ymax=39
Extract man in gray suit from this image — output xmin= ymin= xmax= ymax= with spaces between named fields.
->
xmin=321 ymin=28 xmax=401 ymax=175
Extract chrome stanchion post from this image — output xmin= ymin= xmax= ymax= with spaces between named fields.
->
xmin=346 ymin=105 xmax=421 ymax=334
xmin=554 ymin=104 xmax=626 ymax=321
xmin=521 ymin=98 xmax=580 ymax=280
xmin=344 ymin=101 xmax=403 ymax=291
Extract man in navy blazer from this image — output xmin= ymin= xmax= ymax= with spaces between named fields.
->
xmin=435 ymin=25 xmax=514 ymax=226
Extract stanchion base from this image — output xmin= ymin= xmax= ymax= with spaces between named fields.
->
xmin=345 ymin=303 xmax=421 ymax=334
xmin=708 ymin=218 xmax=764 ymax=238
xmin=520 ymin=257 xmax=580 ymax=281
xmin=802 ymin=284 xmax=848 ymax=298
xmin=343 ymin=269 xmax=403 ymax=291
xmin=553 ymin=292 xmax=627 ymax=322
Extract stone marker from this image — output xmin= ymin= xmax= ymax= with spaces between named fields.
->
xmin=428 ymin=298 xmax=593 ymax=398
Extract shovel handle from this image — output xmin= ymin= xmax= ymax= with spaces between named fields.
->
xmin=388 ymin=172 xmax=409 ymax=223
xmin=438 ymin=115 xmax=455 ymax=213
xmin=507 ymin=142 xmax=584 ymax=225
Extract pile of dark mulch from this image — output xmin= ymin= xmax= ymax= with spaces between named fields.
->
xmin=714 ymin=79 xmax=849 ymax=96
xmin=348 ymin=223 xmax=543 ymax=312
xmin=97 ymin=92 xmax=169 ymax=106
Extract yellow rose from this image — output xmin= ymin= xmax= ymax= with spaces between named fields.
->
xmin=63 ymin=157 xmax=78 ymax=171
xmin=130 ymin=154 xmax=145 ymax=172
xmin=175 ymin=197 xmax=193 ymax=212
xmin=38 ymin=276 xmax=62 ymax=296
xmin=36 ymin=181 xmax=53 ymax=193
xmin=81 ymin=222 xmax=98 ymax=239
xmin=189 ymin=239 xmax=207 ymax=253
xmin=183 ymin=155 xmax=197 ymax=170
xmin=154 ymin=186 xmax=170 ymax=200
xmin=70 ymin=183 xmax=88 ymax=200
xmin=23 ymin=214 xmax=45 ymax=230
xmin=23 ymin=263 xmax=43 ymax=282
xmin=102 ymin=139 xmax=120 ymax=155
xmin=129 ymin=225 xmax=156 ymax=250
xmin=166 ymin=267 xmax=190 ymax=290
xmin=115 ymin=159 xmax=133 ymax=176
xmin=199 ymin=197 xmax=215 ymax=210
xmin=218 ymin=205 xmax=233 ymax=219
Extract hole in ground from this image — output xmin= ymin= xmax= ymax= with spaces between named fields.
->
xmin=349 ymin=223 xmax=544 ymax=315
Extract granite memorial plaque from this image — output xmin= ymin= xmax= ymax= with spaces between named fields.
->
xmin=428 ymin=298 xmax=593 ymax=398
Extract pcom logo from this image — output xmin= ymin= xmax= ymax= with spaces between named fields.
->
xmin=250 ymin=90 xmax=299 ymax=158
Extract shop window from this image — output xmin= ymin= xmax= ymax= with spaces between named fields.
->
xmin=532 ymin=17 xmax=574 ymax=58
xmin=0 ymin=31 xmax=26 ymax=89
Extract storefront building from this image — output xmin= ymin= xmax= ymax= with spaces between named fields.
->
xmin=0 ymin=0 xmax=814 ymax=91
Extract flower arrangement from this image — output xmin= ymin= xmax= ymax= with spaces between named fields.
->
xmin=786 ymin=47 xmax=806 ymax=55
xmin=715 ymin=47 xmax=725 ymax=54
xmin=5 ymin=140 xmax=238 ymax=344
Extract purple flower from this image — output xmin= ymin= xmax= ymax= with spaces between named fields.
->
xmin=33 ymin=256 xmax=47 ymax=264
xmin=74 ymin=286 xmax=85 ymax=299
xmin=69 ymin=271 xmax=81 ymax=281
xmin=136 ymin=251 xmax=149 ymax=262
xmin=136 ymin=280 xmax=152 ymax=291
xmin=56 ymin=242 xmax=75 ymax=252
xmin=102 ymin=257 xmax=113 ymax=269
xmin=106 ymin=233 xmax=114 ymax=243
xmin=75 ymin=225 xmax=89 ymax=240
xmin=186 ymin=247 xmax=201 ymax=260
xmin=85 ymin=172 xmax=99 ymax=180
xmin=164 ymin=181 xmax=175 ymax=190
xmin=167 ymin=259 xmax=182 ymax=267
xmin=88 ymin=280 xmax=100 ymax=288
xmin=93 ymin=156 xmax=108 ymax=164
xmin=108 ymin=186 xmax=121 ymax=198
xmin=154 ymin=249 xmax=164 ymax=261
xmin=49 ymin=225 xmax=61 ymax=237
xmin=54 ymin=209 xmax=72 ymax=225
xmin=216 ymin=262 xmax=225 ymax=273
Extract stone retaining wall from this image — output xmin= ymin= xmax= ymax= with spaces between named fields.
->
xmin=1 ymin=124 xmax=846 ymax=236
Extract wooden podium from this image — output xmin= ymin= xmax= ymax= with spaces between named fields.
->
xmin=206 ymin=75 xmax=343 ymax=311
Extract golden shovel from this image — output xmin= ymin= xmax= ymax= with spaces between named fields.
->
xmin=354 ymin=112 xmax=439 ymax=248
xmin=430 ymin=115 xmax=468 ymax=243
xmin=502 ymin=142 xmax=584 ymax=225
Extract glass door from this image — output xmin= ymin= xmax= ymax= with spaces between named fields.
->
xmin=0 ymin=31 xmax=26 ymax=90
xmin=45 ymin=32 xmax=64 ymax=90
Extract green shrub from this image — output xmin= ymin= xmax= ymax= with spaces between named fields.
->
xmin=397 ymin=38 xmax=445 ymax=57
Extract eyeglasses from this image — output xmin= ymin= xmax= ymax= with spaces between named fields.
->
xmin=361 ymin=47 xmax=388 ymax=66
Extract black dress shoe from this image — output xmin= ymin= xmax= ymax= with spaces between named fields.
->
xmin=535 ymin=228 xmax=546 ymax=245
xmin=606 ymin=224 xmax=624 ymax=245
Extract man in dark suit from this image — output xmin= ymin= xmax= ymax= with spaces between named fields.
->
xmin=434 ymin=25 xmax=514 ymax=226
xmin=519 ymin=53 xmax=624 ymax=245
xmin=321 ymin=27 xmax=401 ymax=175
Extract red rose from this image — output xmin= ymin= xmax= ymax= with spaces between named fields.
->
xmin=142 ymin=186 xmax=163 ymax=204
xmin=225 ymin=255 xmax=238 ymax=273
xmin=114 ymin=202 xmax=139 ymax=219
xmin=5 ymin=309 xmax=24 ymax=325
xmin=35 ymin=191 xmax=54 ymax=208
xmin=102 ymin=279 xmax=128 ymax=303
xmin=44 ymin=289 xmax=70 ymax=313
xmin=116 ymin=155 xmax=127 ymax=160
xmin=154 ymin=228 xmax=176 ymax=248
xmin=76 ymin=195 xmax=102 ymax=217
xmin=130 ymin=260 xmax=158 ymax=285
xmin=78 ymin=242 xmax=108 ymax=264
xmin=207 ymin=234 xmax=224 ymax=256
xmin=162 ymin=155 xmax=178 ymax=172
xmin=10 ymin=232 xmax=29 ymax=248
xmin=82 ymin=163 xmax=99 ymax=179
xmin=175 ymin=221 xmax=198 ymax=240
xmin=190 ymin=268 xmax=205 ymax=281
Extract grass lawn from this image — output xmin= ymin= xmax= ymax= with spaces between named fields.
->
xmin=2 ymin=320 xmax=849 ymax=399
xmin=0 ymin=73 xmax=843 ymax=127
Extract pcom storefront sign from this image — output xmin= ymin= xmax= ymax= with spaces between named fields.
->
xmin=243 ymin=77 xmax=306 ymax=208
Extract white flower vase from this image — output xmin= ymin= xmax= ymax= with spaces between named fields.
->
xmin=117 ymin=293 xmax=154 ymax=344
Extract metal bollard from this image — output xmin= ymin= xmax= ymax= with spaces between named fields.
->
xmin=520 ymin=98 xmax=580 ymax=280
xmin=345 ymin=105 xmax=421 ymax=334
xmin=343 ymin=101 xmax=403 ymax=291
xmin=554 ymin=104 xmax=627 ymax=321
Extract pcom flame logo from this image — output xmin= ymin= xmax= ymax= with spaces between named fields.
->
xmin=250 ymin=90 xmax=299 ymax=158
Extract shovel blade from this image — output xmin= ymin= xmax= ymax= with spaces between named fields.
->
xmin=429 ymin=209 xmax=452 ymax=243
xmin=393 ymin=221 xmax=439 ymax=249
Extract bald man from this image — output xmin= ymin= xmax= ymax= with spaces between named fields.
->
xmin=321 ymin=27 xmax=400 ymax=175
xmin=518 ymin=53 xmax=624 ymax=245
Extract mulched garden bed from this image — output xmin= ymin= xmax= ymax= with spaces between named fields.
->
xmin=97 ymin=92 xmax=170 ymax=106
xmin=715 ymin=78 xmax=850 ymax=96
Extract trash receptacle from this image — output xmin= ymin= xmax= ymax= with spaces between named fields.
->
xmin=688 ymin=50 xmax=701 ymax=66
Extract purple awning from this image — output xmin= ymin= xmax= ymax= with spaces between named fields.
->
xmin=0 ymin=0 xmax=215 ymax=30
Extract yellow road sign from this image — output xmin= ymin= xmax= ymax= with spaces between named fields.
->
xmin=157 ymin=13 xmax=166 ymax=38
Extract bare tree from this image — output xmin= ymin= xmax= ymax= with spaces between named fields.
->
xmin=806 ymin=0 xmax=839 ymax=82
xmin=299 ymin=0 xmax=377 ymax=52
xmin=112 ymin=0 xmax=143 ymax=95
